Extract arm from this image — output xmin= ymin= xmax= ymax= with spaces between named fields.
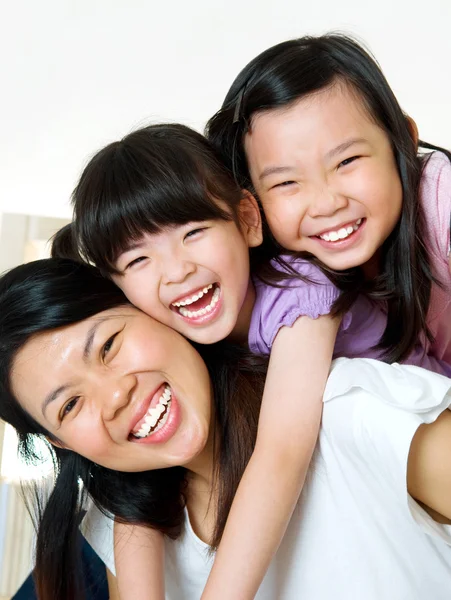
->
xmin=114 ymin=521 xmax=165 ymax=600
xmin=107 ymin=568 xmax=121 ymax=600
xmin=407 ymin=409 xmax=451 ymax=524
xmin=201 ymin=314 xmax=340 ymax=600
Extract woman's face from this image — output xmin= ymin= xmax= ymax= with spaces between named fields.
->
xmin=11 ymin=306 xmax=212 ymax=473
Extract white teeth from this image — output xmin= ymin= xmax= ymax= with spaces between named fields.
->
xmin=134 ymin=385 xmax=172 ymax=438
xmin=172 ymin=284 xmax=213 ymax=307
xmin=179 ymin=285 xmax=220 ymax=318
xmin=319 ymin=219 xmax=362 ymax=242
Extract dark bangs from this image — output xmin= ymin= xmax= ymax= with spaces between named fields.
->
xmin=72 ymin=124 xmax=242 ymax=275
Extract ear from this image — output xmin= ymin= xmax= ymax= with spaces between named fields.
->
xmin=46 ymin=436 xmax=67 ymax=450
xmin=238 ymin=191 xmax=263 ymax=248
xmin=406 ymin=116 xmax=419 ymax=148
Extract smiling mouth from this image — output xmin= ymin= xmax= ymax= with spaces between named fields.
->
xmin=315 ymin=218 xmax=363 ymax=242
xmin=131 ymin=385 xmax=172 ymax=439
xmin=171 ymin=283 xmax=221 ymax=319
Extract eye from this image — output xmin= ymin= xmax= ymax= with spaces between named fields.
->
xmin=184 ymin=227 xmax=206 ymax=240
xmin=272 ymin=181 xmax=296 ymax=189
xmin=338 ymin=156 xmax=360 ymax=168
xmin=102 ymin=332 xmax=119 ymax=360
xmin=125 ymin=256 xmax=147 ymax=270
xmin=61 ymin=397 xmax=80 ymax=420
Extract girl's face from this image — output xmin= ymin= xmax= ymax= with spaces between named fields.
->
xmin=111 ymin=196 xmax=262 ymax=345
xmin=11 ymin=307 xmax=213 ymax=473
xmin=244 ymin=83 xmax=403 ymax=271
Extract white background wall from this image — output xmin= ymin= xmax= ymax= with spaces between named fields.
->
xmin=1 ymin=0 xmax=450 ymax=219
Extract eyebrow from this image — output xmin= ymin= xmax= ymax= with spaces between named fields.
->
xmin=324 ymin=137 xmax=367 ymax=161
xmin=83 ymin=318 xmax=109 ymax=361
xmin=121 ymin=239 xmax=147 ymax=254
xmin=258 ymin=165 xmax=296 ymax=182
xmin=41 ymin=384 xmax=71 ymax=417
xmin=41 ymin=317 xmax=109 ymax=417
xmin=258 ymin=138 xmax=367 ymax=182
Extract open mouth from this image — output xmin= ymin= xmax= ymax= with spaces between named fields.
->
xmin=315 ymin=218 xmax=364 ymax=243
xmin=171 ymin=283 xmax=221 ymax=319
xmin=131 ymin=384 xmax=172 ymax=439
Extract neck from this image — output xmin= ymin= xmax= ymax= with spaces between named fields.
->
xmin=228 ymin=279 xmax=256 ymax=345
xmin=184 ymin=418 xmax=218 ymax=543
xmin=185 ymin=400 xmax=217 ymax=492
xmin=186 ymin=445 xmax=215 ymax=491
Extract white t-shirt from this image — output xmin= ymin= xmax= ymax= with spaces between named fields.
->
xmin=82 ymin=358 xmax=451 ymax=599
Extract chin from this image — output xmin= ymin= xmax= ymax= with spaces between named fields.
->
xmin=193 ymin=324 xmax=233 ymax=346
xmin=170 ymin=421 xmax=210 ymax=465
xmin=320 ymin=251 xmax=369 ymax=271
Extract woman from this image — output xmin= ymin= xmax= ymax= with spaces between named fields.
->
xmin=1 ymin=258 xmax=451 ymax=599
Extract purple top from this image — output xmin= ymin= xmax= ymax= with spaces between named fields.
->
xmin=249 ymin=258 xmax=451 ymax=377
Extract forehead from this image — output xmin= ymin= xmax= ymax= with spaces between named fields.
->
xmin=10 ymin=310 xmax=130 ymax=405
xmin=246 ymin=83 xmax=379 ymax=152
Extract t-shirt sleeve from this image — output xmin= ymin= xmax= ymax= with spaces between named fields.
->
xmin=250 ymin=261 xmax=348 ymax=354
xmin=421 ymin=151 xmax=451 ymax=263
xmin=355 ymin=396 xmax=451 ymax=544
xmin=323 ymin=359 xmax=451 ymax=545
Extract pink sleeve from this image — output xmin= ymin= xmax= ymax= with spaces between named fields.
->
xmin=420 ymin=152 xmax=451 ymax=265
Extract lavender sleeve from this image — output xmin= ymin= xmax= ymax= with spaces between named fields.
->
xmin=248 ymin=260 xmax=350 ymax=355
xmin=248 ymin=258 xmax=451 ymax=377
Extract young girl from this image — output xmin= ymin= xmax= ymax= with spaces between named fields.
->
xmin=206 ymin=33 xmax=451 ymax=369
xmin=54 ymin=123 xmax=450 ymax=599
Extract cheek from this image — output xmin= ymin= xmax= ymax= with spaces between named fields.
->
xmin=116 ymin=278 xmax=142 ymax=305
xmin=122 ymin=278 xmax=167 ymax=318
xmin=216 ymin=232 xmax=249 ymax=271
xmin=65 ymin=425 xmax=110 ymax=463
xmin=361 ymin=167 xmax=402 ymax=220
xmin=262 ymin=195 xmax=299 ymax=234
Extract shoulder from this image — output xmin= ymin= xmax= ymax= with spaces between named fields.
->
xmin=421 ymin=150 xmax=451 ymax=184
xmin=257 ymin=255 xmax=339 ymax=295
xmin=325 ymin=357 xmax=451 ymax=407
xmin=323 ymin=358 xmax=451 ymax=456
xmin=320 ymin=358 xmax=451 ymax=547
xmin=249 ymin=257 xmax=340 ymax=353
xmin=419 ymin=151 xmax=451 ymax=264
xmin=322 ymin=357 xmax=451 ymax=469
xmin=420 ymin=151 xmax=451 ymax=218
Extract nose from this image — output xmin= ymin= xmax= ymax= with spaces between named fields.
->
xmin=98 ymin=373 xmax=137 ymax=422
xmin=307 ymin=187 xmax=348 ymax=219
xmin=160 ymin=251 xmax=196 ymax=285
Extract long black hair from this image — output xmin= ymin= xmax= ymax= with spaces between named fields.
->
xmin=0 ymin=258 xmax=266 ymax=599
xmin=206 ymin=33 xmax=451 ymax=363
xmin=55 ymin=123 xmax=251 ymax=276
